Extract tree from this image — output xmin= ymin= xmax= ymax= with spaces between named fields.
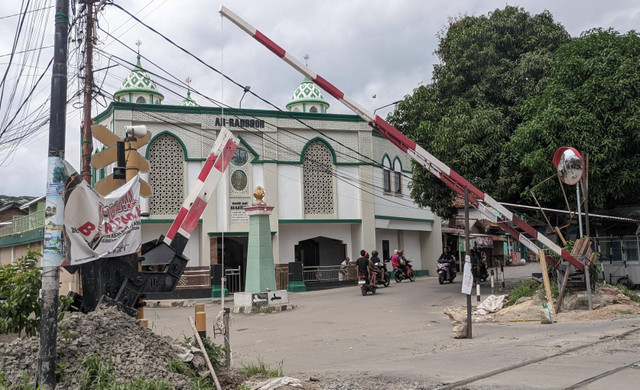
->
xmin=0 ymin=249 xmax=42 ymax=337
xmin=387 ymin=6 xmax=570 ymax=219
xmin=511 ymin=29 xmax=640 ymax=211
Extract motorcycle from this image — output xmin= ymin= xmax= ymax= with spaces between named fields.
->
xmin=374 ymin=260 xmax=390 ymax=287
xmin=394 ymin=259 xmax=415 ymax=283
xmin=473 ymin=258 xmax=489 ymax=282
xmin=358 ymin=274 xmax=376 ymax=295
xmin=437 ymin=261 xmax=456 ymax=284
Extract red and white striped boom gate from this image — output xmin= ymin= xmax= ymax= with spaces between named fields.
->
xmin=219 ymin=5 xmax=583 ymax=271
xmin=164 ymin=127 xmax=239 ymax=254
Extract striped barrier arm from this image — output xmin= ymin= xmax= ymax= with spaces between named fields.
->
xmin=164 ymin=127 xmax=239 ymax=254
xmin=219 ymin=6 xmax=583 ymax=271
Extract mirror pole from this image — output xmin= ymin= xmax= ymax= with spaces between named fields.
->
xmin=576 ymin=184 xmax=583 ymax=238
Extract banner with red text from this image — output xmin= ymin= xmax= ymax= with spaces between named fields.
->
xmin=63 ymin=161 xmax=141 ymax=265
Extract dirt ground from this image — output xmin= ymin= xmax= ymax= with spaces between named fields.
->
xmin=475 ymin=284 xmax=640 ymax=323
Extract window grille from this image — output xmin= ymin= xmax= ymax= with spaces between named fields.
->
xmin=148 ymin=134 xmax=185 ymax=215
xmin=303 ymin=140 xmax=334 ymax=214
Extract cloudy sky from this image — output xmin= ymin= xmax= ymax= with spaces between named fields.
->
xmin=1 ymin=0 xmax=639 ymax=197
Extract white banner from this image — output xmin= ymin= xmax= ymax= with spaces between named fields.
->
xmin=461 ymin=256 xmax=473 ymax=295
xmin=63 ymin=161 xmax=141 ymax=265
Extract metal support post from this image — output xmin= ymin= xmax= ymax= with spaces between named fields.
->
xmin=464 ymin=188 xmax=472 ymax=339
xmin=223 ymin=307 xmax=231 ymax=368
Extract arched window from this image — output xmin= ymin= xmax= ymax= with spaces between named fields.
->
xmin=303 ymin=140 xmax=334 ymax=215
xmin=393 ymin=158 xmax=402 ymax=194
xmin=148 ymin=134 xmax=185 ymax=215
xmin=309 ymin=106 xmax=318 ymax=113
xmin=382 ymin=156 xmax=392 ymax=193
xmin=136 ymin=96 xmax=146 ymax=104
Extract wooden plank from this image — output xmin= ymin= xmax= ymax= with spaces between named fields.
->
xmin=189 ymin=316 xmax=222 ymax=390
xmin=539 ymin=250 xmax=557 ymax=323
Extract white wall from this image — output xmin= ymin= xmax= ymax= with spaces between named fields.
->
xmin=277 ymin=165 xmax=302 ymax=219
xmin=336 ymin=165 xmax=360 ymax=219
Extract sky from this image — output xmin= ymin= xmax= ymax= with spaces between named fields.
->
xmin=1 ymin=0 xmax=639 ymax=197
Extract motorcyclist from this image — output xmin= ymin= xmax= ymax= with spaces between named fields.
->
xmin=437 ymin=247 xmax=455 ymax=280
xmin=355 ymin=250 xmax=371 ymax=285
xmin=397 ymin=249 xmax=411 ymax=277
xmin=370 ymin=250 xmax=381 ymax=284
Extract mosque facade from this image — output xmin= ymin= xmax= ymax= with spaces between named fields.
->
xmin=93 ymin=56 xmax=442 ymax=293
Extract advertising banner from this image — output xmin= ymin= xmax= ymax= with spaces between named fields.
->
xmin=42 ymin=156 xmax=67 ymax=267
xmin=62 ymin=161 xmax=141 ymax=265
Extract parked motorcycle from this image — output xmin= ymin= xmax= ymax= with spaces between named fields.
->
xmin=437 ymin=261 xmax=456 ymax=284
xmin=394 ymin=259 xmax=415 ymax=283
xmin=374 ymin=260 xmax=391 ymax=287
xmin=358 ymin=274 xmax=377 ymax=295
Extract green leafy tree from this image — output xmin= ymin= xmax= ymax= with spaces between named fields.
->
xmin=511 ymin=29 xmax=640 ymax=210
xmin=387 ymin=6 xmax=570 ymax=219
xmin=0 ymin=249 xmax=42 ymax=337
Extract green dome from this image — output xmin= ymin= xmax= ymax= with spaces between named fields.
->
xmin=286 ymin=77 xmax=329 ymax=113
xmin=179 ymin=91 xmax=198 ymax=107
xmin=114 ymin=55 xmax=164 ymax=104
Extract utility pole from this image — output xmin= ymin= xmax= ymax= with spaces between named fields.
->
xmin=81 ymin=0 xmax=94 ymax=183
xmin=38 ymin=0 xmax=69 ymax=388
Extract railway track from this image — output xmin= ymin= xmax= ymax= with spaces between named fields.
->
xmin=434 ymin=326 xmax=640 ymax=390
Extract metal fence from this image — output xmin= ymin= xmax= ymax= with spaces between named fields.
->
xmin=0 ymin=210 xmax=44 ymax=237
xmin=303 ymin=265 xmax=353 ymax=282
xmin=596 ymin=236 xmax=640 ymax=262
xmin=225 ymin=266 xmax=243 ymax=293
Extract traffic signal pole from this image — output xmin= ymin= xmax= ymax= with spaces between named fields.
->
xmin=38 ymin=0 xmax=69 ymax=388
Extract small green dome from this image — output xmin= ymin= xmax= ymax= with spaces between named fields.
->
xmin=179 ymin=91 xmax=198 ymax=107
xmin=286 ymin=77 xmax=329 ymax=113
xmin=114 ymin=55 xmax=164 ymax=104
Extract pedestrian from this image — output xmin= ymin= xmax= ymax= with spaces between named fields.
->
xmin=339 ymin=257 xmax=350 ymax=281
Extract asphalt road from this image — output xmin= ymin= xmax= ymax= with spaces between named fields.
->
xmin=146 ymin=263 xmax=640 ymax=389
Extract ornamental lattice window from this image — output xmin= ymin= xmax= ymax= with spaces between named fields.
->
xmin=148 ymin=133 xmax=184 ymax=215
xmin=303 ymin=140 xmax=334 ymax=215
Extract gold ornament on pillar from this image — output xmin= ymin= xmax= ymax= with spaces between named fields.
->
xmin=253 ymin=186 xmax=266 ymax=205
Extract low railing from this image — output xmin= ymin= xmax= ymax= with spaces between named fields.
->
xmin=0 ymin=210 xmax=44 ymax=237
xmin=225 ymin=266 xmax=243 ymax=293
xmin=176 ymin=267 xmax=211 ymax=289
xmin=303 ymin=264 xmax=355 ymax=282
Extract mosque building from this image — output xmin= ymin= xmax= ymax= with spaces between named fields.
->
xmin=93 ymin=55 xmax=442 ymax=294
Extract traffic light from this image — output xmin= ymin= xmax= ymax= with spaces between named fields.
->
xmin=91 ymin=124 xmax=152 ymax=197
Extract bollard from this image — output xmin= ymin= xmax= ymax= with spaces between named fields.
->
xmin=476 ymin=283 xmax=481 ymax=302
xmin=195 ymin=303 xmax=205 ymax=315
xmin=195 ymin=311 xmax=207 ymax=339
xmin=490 ymin=270 xmax=495 ymax=295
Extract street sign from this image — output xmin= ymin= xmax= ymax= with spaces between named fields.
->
xmin=91 ymin=124 xmax=152 ymax=197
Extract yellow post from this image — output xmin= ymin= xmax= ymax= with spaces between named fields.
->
xmin=195 ymin=310 xmax=207 ymax=339
xmin=195 ymin=303 xmax=205 ymax=314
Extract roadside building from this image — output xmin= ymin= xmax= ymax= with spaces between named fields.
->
xmin=91 ymin=55 xmax=442 ymax=295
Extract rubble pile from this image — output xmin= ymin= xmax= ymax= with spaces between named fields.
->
xmin=0 ymin=306 xmax=194 ymax=389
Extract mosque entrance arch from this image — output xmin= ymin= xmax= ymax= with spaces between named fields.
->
xmin=294 ymin=236 xmax=346 ymax=267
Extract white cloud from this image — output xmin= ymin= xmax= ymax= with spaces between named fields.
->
xmin=1 ymin=0 xmax=638 ymax=196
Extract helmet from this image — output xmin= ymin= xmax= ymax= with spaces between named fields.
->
xmin=372 ymin=250 xmax=378 ymax=257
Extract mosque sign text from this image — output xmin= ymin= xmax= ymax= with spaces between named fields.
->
xmin=215 ymin=117 xmax=265 ymax=129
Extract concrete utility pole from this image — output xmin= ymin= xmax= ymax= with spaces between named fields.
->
xmin=81 ymin=0 xmax=95 ymax=184
xmin=38 ymin=0 xmax=69 ymax=388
